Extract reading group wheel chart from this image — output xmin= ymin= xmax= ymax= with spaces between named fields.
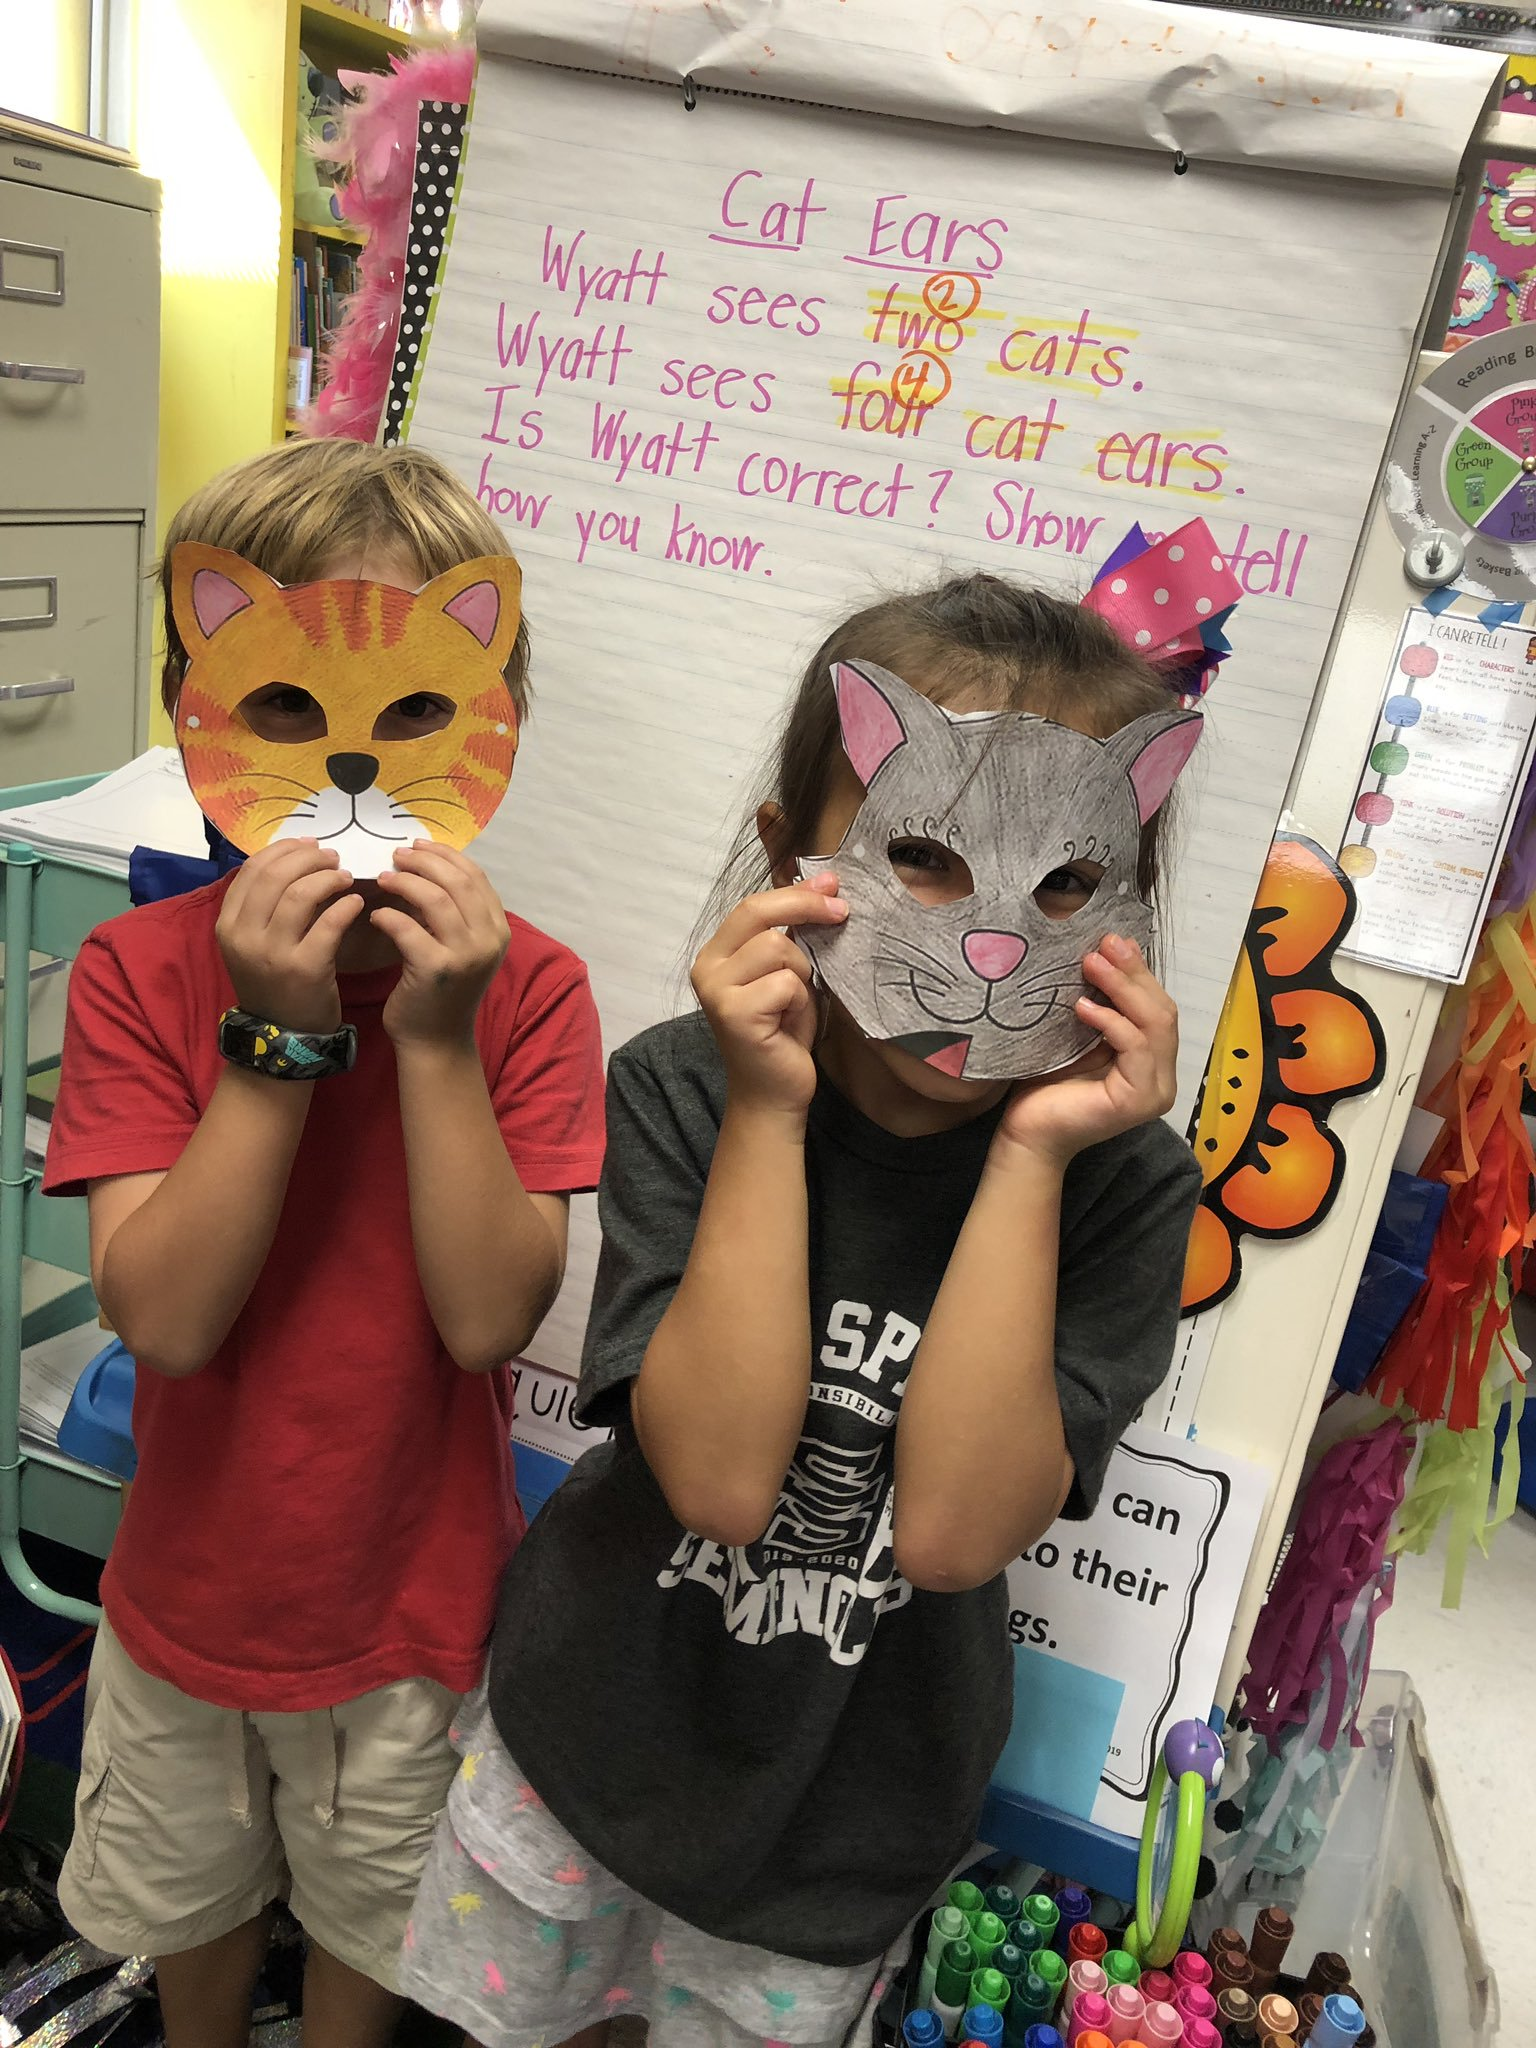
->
xmin=1389 ymin=324 xmax=1536 ymax=600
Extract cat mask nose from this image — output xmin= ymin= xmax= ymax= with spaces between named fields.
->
xmin=327 ymin=752 xmax=380 ymax=796
xmin=962 ymin=929 xmax=1029 ymax=982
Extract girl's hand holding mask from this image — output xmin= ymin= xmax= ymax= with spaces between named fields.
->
xmin=692 ymin=876 xmax=848 ymax=1117
xmin=994 ymin=933 xmax=1178 ymax=1170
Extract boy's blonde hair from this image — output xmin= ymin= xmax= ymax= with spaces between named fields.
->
xmin=158 ymin=439 xmax=529 ymax=718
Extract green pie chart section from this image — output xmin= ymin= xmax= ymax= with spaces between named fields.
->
xmin=1447 ymin=426 xmax=1521 ymax=525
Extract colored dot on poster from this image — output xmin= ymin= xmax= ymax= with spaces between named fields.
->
xmin=1355 ymin=792 xmax=1395 ymax=827
xmin=1385 ymin=694 xmax=1422 ymax=729
xmin=1370 ymin=740 xmax=1411 ymax=775
xmin=1339 ymin=844 xmax=1378 ymax=879
xmin=1399 ymin=643 xmax=1439 ymax=680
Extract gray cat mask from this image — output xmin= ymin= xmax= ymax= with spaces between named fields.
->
xmin=796 ymin=660 xmax=1202 ymax=1083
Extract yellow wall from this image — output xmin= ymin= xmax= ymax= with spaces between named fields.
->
xmin=131 ymin=0 xmax=293 ymax=737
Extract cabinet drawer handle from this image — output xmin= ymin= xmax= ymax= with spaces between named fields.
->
xmin=0 ymin=360 xmax=85 ymax=384
xmin=0 ymin=677 xmax=75 ymax=702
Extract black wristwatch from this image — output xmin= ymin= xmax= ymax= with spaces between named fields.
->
xmin=217 ymin=1008 xmax=357 ymax=1080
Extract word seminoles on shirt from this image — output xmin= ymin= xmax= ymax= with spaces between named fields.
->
xmin=657 ymin=1295 xmax=918 ymax=1667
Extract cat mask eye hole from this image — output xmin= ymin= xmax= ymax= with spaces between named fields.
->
xmin=372 ymin=691 xmax=456 ymax=742
xmin=238 ymin=683 xmax=327 ymax=744
xmin=887 ymin=836 xmax=975 ymax=906
xmin=1032 ymin=859 xmax=1105 ymax=920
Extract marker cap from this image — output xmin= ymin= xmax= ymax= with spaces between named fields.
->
xmin=1022 ymin=2031 xmax=1066 ymax=2048
xmin=1308 ymin=1994 xmax=1366 ymax=2048
xmin=1180 ymin=2024 xmax=1223 ymax=2048
xmin=1138 ymin=2001 xmax=1183 ymax=2048
xmin=1067 ymin=1960 xmax=1108 ymax=2007
xmin=930 ymin=1907 xmax=970 ymax=1954
xmin=1172 ymin=1985 xmax=1216 ymax=2024
xmin=1216 ymin=1990 xmax=1258 ymax=2028
xmin=986 ymin=1885 xmax=1023 ymax=1924
xmin=1012 ymin=1921 xmax=1045 ymax=1959
xmin=1209 ymin=1927 xmax=1245 ymax=1955
xmin=1055 ymin=1884 xmax=1092 ymax=1925
xmin=972 ymin=1914 xmax=1009 ymax=1965
xmin=937 ymin=1941 xmax=982 ymax=2007
xmin=1073 ymin=2037 xmax=1114 ymax=2048
xmin=970 ymin=1972 xmax=1011 ymax=2018
xmin=1018 ymin=1970 xmax=1054 ymax=2015
xmin=1034 ymin=1951 xmax=1068 ymax=1993
xmin=1210 ymin=1950 xmax=1254 ymax=1998
xmin=1297 ymin=1994 xmax=1324 ymax=2032
xmin=1259 ymin=2036 xmax=1299 ymax=2048
xmin=961 ymin=2003 xmax=1005 ymax=2048
xmin=1250 ymin=1908 xmax=1294 ymax=1977
xmin=1022 ymin=1894 xmax=1061 ymax=1939
xmin=1070 ymin=1992 xmax=1112 ymax=2042
xmin=1068 ymin=1925 xmax=1109 ymax=1965
xmin=1171 ymin=1953 xmax=1212 ymax=1991
xmin=995 ymin=1944 xmax=1031 ymax=1984
xmin=1102 ymin=1951 xmax=1139 ymax=1987
xmin=1139 ymin=1972 xmax=1175 ymax=2006
xmin=1256 ymin=1995 xmax=1299 ymax=2039
xmin=905 ymin=2014 xmax=947 ymax=2048
xmin=1303 ymin=1952 xmax=1351 ymax=1997
xmin=951 ymin=1882 xmax=988 ymax=1921
xmin=1107 ymin=1983 xmax=1145 ymax=2021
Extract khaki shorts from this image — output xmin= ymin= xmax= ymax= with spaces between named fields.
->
xmin=60 ymin=1617 xmax=461 ymax=1992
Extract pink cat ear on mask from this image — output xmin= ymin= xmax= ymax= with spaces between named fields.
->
xmin=191 ymin=569 xmax=255 ymax=640
xmin=1123 ymin=711 xmax=1203 ymax=821
xmin=443 ymin=580 xmax=503 ymax=648
xmin=834 ymin=661 xmax=908 ymax=785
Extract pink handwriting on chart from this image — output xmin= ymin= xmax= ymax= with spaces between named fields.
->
xmin=835 ymin=273 xmax=985 ymax=444
xmin=844 ymin=195 xmax=1009 ymax=275
xmin=540 ymin=226 xmax=669 ymax=314
xmin=711 ymin=170 xmax=827 ymax=251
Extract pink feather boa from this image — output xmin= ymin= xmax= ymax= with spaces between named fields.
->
xmin=303 ymin=43 xmax=476 ymax=443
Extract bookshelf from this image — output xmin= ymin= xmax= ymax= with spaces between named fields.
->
xmin=130 ymin=0 xmax=441 ymax=739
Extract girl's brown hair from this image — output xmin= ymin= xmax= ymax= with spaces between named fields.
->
xmin=704 ymin=571 xmax=1186 ymax=937
xmin=158 ymin=439 xmax=530 ymax=717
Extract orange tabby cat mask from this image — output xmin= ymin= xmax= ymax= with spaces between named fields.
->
xmin=170 ymin=543 xmax=522 ymax=879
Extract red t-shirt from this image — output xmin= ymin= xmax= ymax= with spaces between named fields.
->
xmin=44 ymin=876 xmax=605 ymax=1712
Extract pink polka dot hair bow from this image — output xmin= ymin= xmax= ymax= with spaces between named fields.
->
xmin=1082 ymin=517 xmax=1243 ymax=699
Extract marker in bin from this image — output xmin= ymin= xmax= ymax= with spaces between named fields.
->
xmin=986 ymin=1885 xmax=1023 ymax=1925
xmin=1171 ymin=1954 xmax=1211 ymax=1994
xmin=1004 ymin=1971 xmax=1056 ymax=2031
xmin=1249 ymin=1909 xmax=1294 ymax=1995
xmin=1066 ymin=1960 xmax=1107 ymax=2012
xmin=972 ymin=1914 xmax=1009 ymax=1970
xmin=1307 ymin=1995 xmax=1367 ymax=2048
xmin=1260 ymin=2035 xmax=1299 ymax=2048
xmin=1138 ymin=1971 xmax=1175 ymax=2007
xmin=919 ymin=1909 xmax=971 ymax=2009
xmin=1011 ymin=1921 xmax=1045 ymax=1962
xmin=1256 ymin=1994 xmax=1299 ymax=2040
xmin=1023 ymin=2030 xmax=1067 ymax=2048
xmin=1138 ymin=2002 xmax=1181 ymax=2048
xmin=961 ymin=2005 xmax=1005 ymax=2048
xmin=1103 ymin=1983 xmax=1145 ymax=2044
xmin=905 ymin=2014 xmax=947 ymax=2048
xmin=1020 ymin=1895 xmax=1061 ymax=1948
xmin=950 ymin=1882 xmax=988 ymax=1925
xmin=970 ymin=1972 xmax=1011 ymax=2020
xmin=933 ymin=1940 xmax=980 ymax=2040
xmin=1066 ymin=1992 xmax=1110 ymax=2046
xmin=1101 ymin=1951 xmax=1139 ymax=1989
xmin=1068 ymin=1925 xmax=1108 ymax=1967
xmin=1179 ymin=2022 xmax=1222 ymax=2048
xmin=995 ymin=1943 xmax=1032 ymax=1987
xmin=1172 ymin=1984 xmax=1216 ymax=2028
xmin=1053 ymin=1884 xmax=1092 ymax=1955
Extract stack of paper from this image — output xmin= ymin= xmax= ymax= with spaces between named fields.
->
xmin=0 ymin=749 xmax=207 ymax=878
xmin=18 ymin=1320 xmax=105 ymax=1450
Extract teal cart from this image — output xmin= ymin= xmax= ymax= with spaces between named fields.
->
xmin=0 ymin=774 xmax=130 ymax=1623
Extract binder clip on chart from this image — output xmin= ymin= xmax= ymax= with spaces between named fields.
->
xmin=1385 ymin=322 xmax=1536 ymax=608
xmin=1128 ymin=1718 xmax=1224 ymax=1968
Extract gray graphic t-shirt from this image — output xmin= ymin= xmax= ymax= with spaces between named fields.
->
xmin=488 ymin=1012 xmax=1200 ymax=1968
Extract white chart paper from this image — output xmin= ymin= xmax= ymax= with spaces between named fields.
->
xmin=405 ymin=37 xmax=1489 ymax=1374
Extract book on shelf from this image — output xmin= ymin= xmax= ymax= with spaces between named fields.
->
xmin=286 ymin=238 xmax=361 ymax=425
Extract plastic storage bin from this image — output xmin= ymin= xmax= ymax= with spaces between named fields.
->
xmin=1209 ymin=1668 xmax=1497 ymax=2048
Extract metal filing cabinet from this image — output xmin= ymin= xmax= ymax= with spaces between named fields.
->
xmin=0 ymin=127 xmax=160 ymax=783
